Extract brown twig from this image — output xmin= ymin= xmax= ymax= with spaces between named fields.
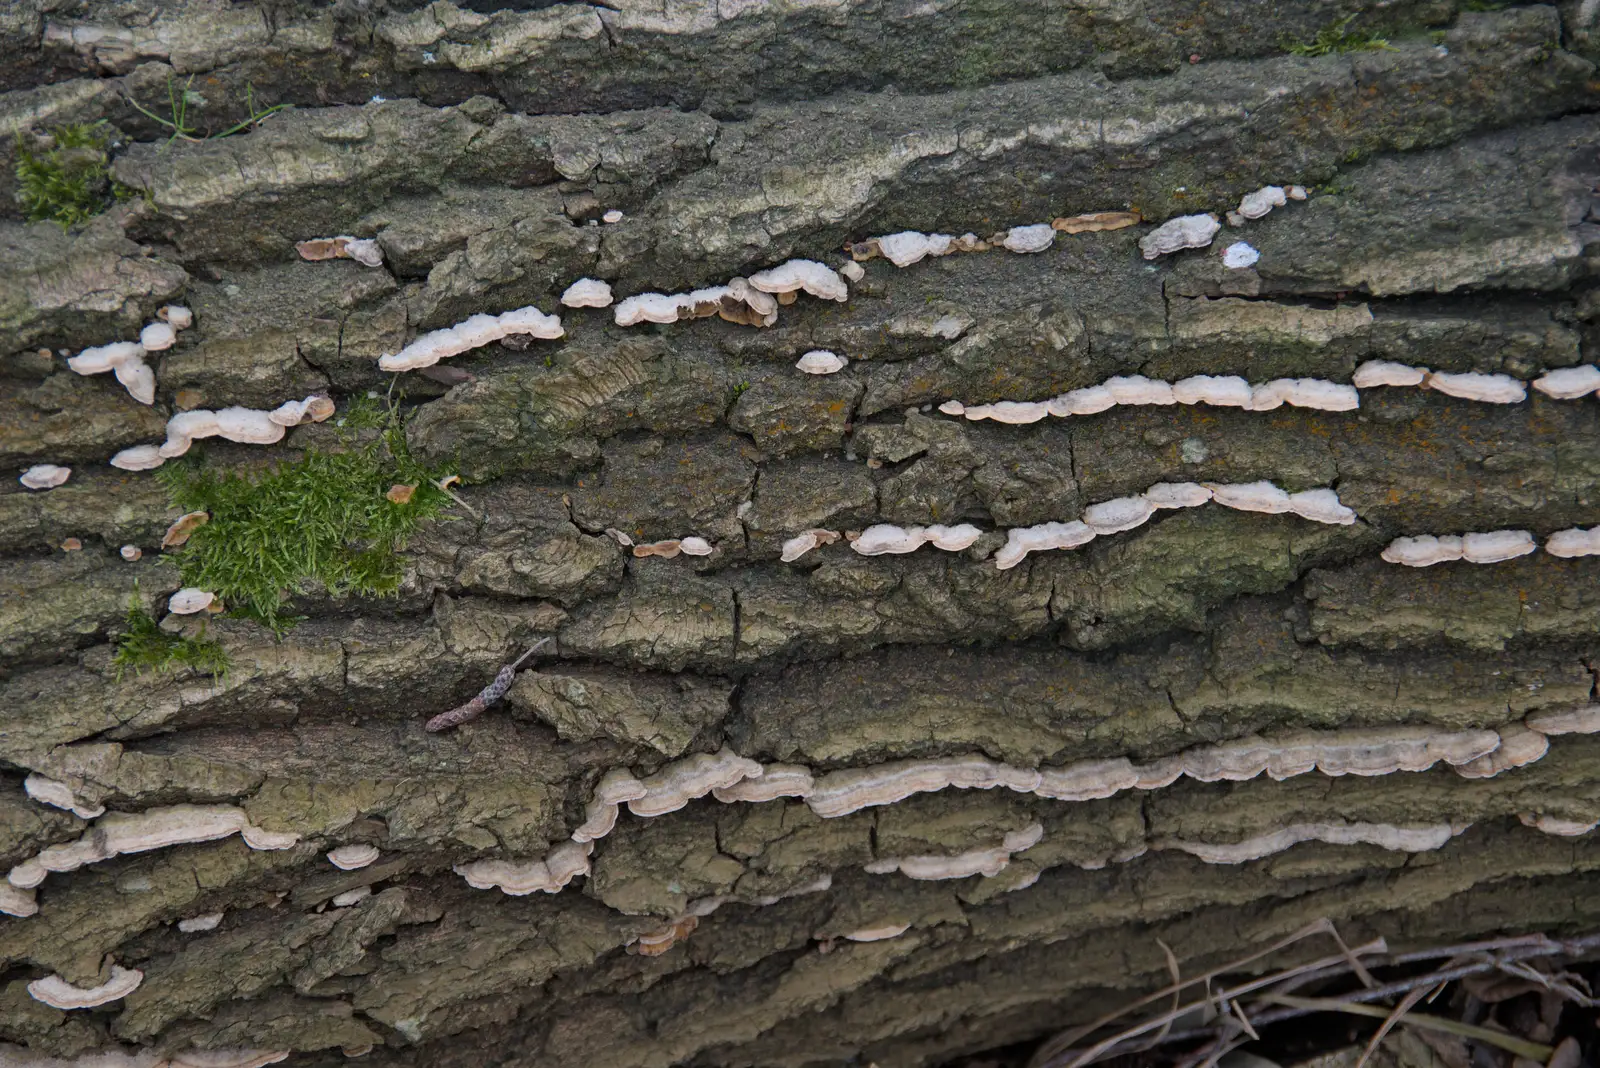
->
xmin=424 ymin=638 xmax=550 ymax=732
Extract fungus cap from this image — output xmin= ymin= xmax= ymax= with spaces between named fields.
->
xmin=981 ymin=401 xmax=1050 ymax=424
xmin=178 ymin=911 xmax=224 ymax=932
xmin=1105 ymin=375 xmax=1175 ymax=406
xmin=169 ymin=588 xmax=216 ymax=614
xmin=215 ymin=407 xmax=287 ymax=446
xmin=1236 ymin=185 xmax=1287 ymax=220
xmin=1082 ymin=496 xmax=1155 ymax=535
xmin=873 ymin=232 xmax=934 ymax=268
xmin=713 ymin=764 xmax=815 ymax=803
xmin=924 ymin=524 xmax=982 ymax=551
xmin=994 ymin=520 xmax=1096 ymax=570
xmin=1207 ymin=481 xmax=1293 ymax=514
xmin=1051 ymin=211 xmax=1140 ymax=233
xmin=560 ymin=278 xmax=614 ymax=308
xmin=111 ymin=445 xmax=165 ymax=471
xmin=1426 ymin=371 xmax=1526 ymax=404
xmin=1139 ymin=213 xmax=1221 ymax=259
xmin=1172 ymin=375 xmax=1252 ymax=408
xmin=1221 ymin=241 xmax=1260 ymax=268
xmin=1381 ymin=534 xmax=1464 ymax=567
xmin=160 ymin=305 xmax=195 ymax=329
xmin=1276 ymin=378 xmax=1360 ymax=412
xmin=747 ymin=259 xmax=848 ymax=302
xmin=23 ymin=774 xmax=104 ymax=819
xmin=19 ymin=464 xmax=70 ymax=490
xmin=627 ymin=749 xmax=764 ymax=817
xmin=780 ymin=529 xmax=840 ymax=562
xmin=1287 ymin=488 xmax=1356 ymax=525
xmin=140 ymin=321 xmax=177 ymax=351
xmin=1461 ymin=529 xmax=1537 ymax=563
xmin=796 ymin=350 xmax=847 ymax=375
xmin=1546 ymin=527 xmax=1600 ymax=558
xmin=68 ymin=341 xmax=142 ymax=375
xmin=114 ymin=357 xmax=157 ymax=405
xmin=1142 ymin=482 xmax=1213 ymax=509
xmin=839 ymin=260 xmax=865 ymax=282
xmin=679 ymin=537 xmax=714 ymax=556
xmin=120 ymin=545 xmax=142 ymax=561
xmin=327 ymin=844 xmax=380 ymax=870
xmin=1000 ymin=223 xmax=1055 ymax=253
xmin=27 ymin=965 xmax=143 ymax=1009
xmin=333 ymin=886 xmax=373 ymax=907
xmin=1532 ymin=364 xmax=1600 ymax=400
xmin=1052 ymin=386 xmax=1116 ymax=416
xmin=851 ymin=524 xmax=928 ymax=556
xmin=1353 ymin=361 xmax=1428 ymax=388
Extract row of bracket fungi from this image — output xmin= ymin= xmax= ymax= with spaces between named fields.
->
xmin=11 ymin=710 xmax=1593 ymax=916
xmin=1384 ymin=528 xmax=1600 ymax=566
xmin=447 ymin=707 xmax=1597 ymax=897
xmin=935 ymin=362 xmax=1600 ymax=426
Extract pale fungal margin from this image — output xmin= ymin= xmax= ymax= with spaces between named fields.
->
xmin=7 ymin=804 xmax=299 ymax=892
xmin=1164 ymin=821 xmax=1466 ymax=865
xmin=168 ymin=587 xmax=217 ymax=615
xmin=333 ymin=885 xmax=374 ymax=907
xmin=27 ymin=964 xmax=143 ymax=1009
xmin=1379 ymin=529 xmax=1595 ymax=567
xmin=378 ymin=305 xmax=564 ymax=371
xmin=109 ymin=391 xmax=339 ymax=472
xmin=327 ymin=843 xmax=380 ymax=870
xmin=65 ymin=310 xmax=196 ymax=405
xmin=613 ymin=259 xmax=847 ymax=330
xmin=24 ymin=774 xmax=105 ymax=819
xmin=1140 ymin=213 xmax=1222 ymax=259
xmin=796 ymin=349 xmax=848 ymax=374
xmin=936 ymin=362 xmax=1600 ymax=428
xmin=866 ymin=823 xmax=1045 ymax=880
xmin=560 ymin=278 xmax=614 ymax=308
xmin=780 ymin=528 xmax=842 ymax=562
xmin=19 ymin=464 xmax=71 ymax=490
xmin=0 ymin=882 xmax=38 ymax=918
xmin=455 ymin=840 xmax=593 ymax=895
xmin=988 ymin=480 xmax=1354 ymax=570
xmin=631 ymin=536 xmax=715 ymax=560
xmin=178 ymin=911 xmax=225 ymax=932
xmin=839 ymin=923 xmax=912 ymax=942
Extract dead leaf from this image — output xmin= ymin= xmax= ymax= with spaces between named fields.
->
xmin=162 ymin=511 xmax=210 ymax=549
xmin=295 ymin=237 xmax=349 ymax=261
xmin=60 ymin=537 xmax=81 ymax=551
xmin=174 ymin=389 xmax=204 ymax=410
xmin=386 ymin=484 xmax=417 ymax=504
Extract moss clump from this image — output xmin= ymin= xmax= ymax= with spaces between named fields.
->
xmin=13 ymin=122 xmax=126 ymax=228
xmin=1284 ymin=14 xmax=1398 ymax=57
xmin=156 ymin=400 xmax=450 ymax=632
xmin=113 ymin=600 xmax=231 ymax=679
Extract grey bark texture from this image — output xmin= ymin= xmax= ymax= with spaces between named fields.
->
xmin=2 ymin=1 xmax=1600 ymax=1066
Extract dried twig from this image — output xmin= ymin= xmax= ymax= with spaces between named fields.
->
xmin=1352 ymin=982 xmax=1441 ymax=1068
xmin=424 ymin=639 xmax=550 ymax=732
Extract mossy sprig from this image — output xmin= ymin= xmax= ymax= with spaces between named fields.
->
xmin=1284 ymin=14 xmax=1399 ymax=57
xmin=112 ymin=599 xmax=231 ymax=680
xmin=14 ymin=122 xmax=130 ymax=228
xmin=156 ymin=398 xmax=451 ymax=632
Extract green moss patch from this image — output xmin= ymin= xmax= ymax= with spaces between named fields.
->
xmin=157 ymin=401 xmax=452 ymax=632
xmin=13 ymin=122 xmax=126 ymax=228
xmin=1284 ymin=14 xmax=1398 ymax=57
xmin=113 ymin=600 xmax=231 ymax=679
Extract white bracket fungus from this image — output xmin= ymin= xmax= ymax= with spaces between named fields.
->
xmin=994 ymin=520 xmax=1097 ymax=570
xmin=267 ymin=394 xmax=335 ymax=427
xmin=1453 ymin=724 xmax=1549 ymax=778
xmin=1139 ymin=213 xmax=1221 ymax=259
xmin=560 ymin=278 xmax=614 ymax=308
xmin=110 ymin=445 xmax=165 ymax=472
xmin=796 ymin=350 xmax=847 ymax=375
xmin=747 ymin=259 xmax=849 ymax=302
xmin=999 ymin=224 xmax=1056 ymax=254
xmin=627 ymin=749 xmax=764 ymax=817
xmin=1425 ymin=371 xmax=1527 ymax=404
xmin=67 ymin=340 xmax=155 ymax=405
xmin=850 ymin=523 xmax=982 ymax=556
xmin=1222 ymin=241 xmax=1260 ymax=268
xmin=632 ymin=915 xmax=698 ymax=956
xmin=1052 ymin=211 xmax=1141 ymax=233
xmin=1519 ymin=813 xmax=1600 ymax=837
xmin=1533 ymin=365 xmax=1600 ymax=399
xmin=780 ymin=529 xmax=842 ymax=562
xmin=1547 ymin=527 xmax=1600 ymax=558
xmin=8 ymin=804 xmax=299 ymax=889
xmin=572 ymin=769 xmax=648 ymax=843
xmin=455 ymin=840 xmax=592 ymax=895
xmin=1173 ymin=375 xmax=1253 ymax=408
xmin=1381 ymin=530 xmax=1537 ymax=566
xmin=168 ymin=588 xmax=216 ymax=615
xmin=178 ymin=911 xmax=225 ymax=932
xmin=27 ymin=965 xmax=143 ymax=1009
xmin=839 ymin=260 xmax=865 ymax=282
xmin=808 ymin=755 xmax=1042 ymax=819
xmin=379 ymin=306 xmax=564 ymax=371
xmin=868 ymin=823 xmax=1044 ymax=881
xmin=24 ymin=774 xmax=105 ymax=819
xmin=139 ymin=321 xmax=176 ymax=351
xmin=631 ymin=536 xmax=713 ymax=560
xmin=712 ymin=764 xmax=815 ymax=803
xmin=1526 ymin=705 xmax=1600 ymax=735
xmin=1234 ymin=185 xmax=1287 ymax=220
xmin=160 ymin=305 xmax=195 ymax=329
xmin=1166 ymin=822 xmax=1466 ymax=865
xmin=1143 ymin=482 xmax=1214 ymax=509
xmin=327 ymin=844 xmax=380 ymax=870
xmin=1082 ymin=496 xmax=1156 ymax=535
xmin=19 ymin=464 xmax=71 ymax=490
xmin=1353 ymin=360 xmax=1429 ymax=388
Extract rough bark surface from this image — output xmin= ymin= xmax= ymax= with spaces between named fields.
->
xmin=3 ymin=2 xmax=1600 ymax=1066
